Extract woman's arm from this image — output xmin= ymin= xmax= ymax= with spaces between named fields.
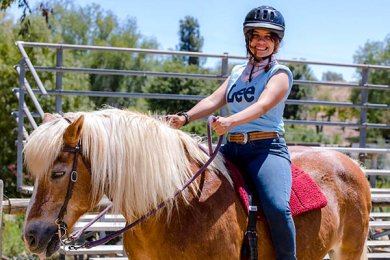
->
xmin=168 ymin=77 xmax=230 ymax=128
xmin=212 ymin=71 xmax=290 ymax=135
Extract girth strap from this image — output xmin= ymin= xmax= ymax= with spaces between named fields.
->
xmin=241 ymin=195 xmax=258 ymax=260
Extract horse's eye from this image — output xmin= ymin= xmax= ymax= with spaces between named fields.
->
xmin=51 ymin=171 xmax=66 ymax=179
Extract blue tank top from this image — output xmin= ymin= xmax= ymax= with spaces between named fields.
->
xmin=225 ymin=63 xmax=293 ymax=134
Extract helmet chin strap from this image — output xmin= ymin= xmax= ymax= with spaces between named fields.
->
xmin=247 ymin=43 xmax=261 ymax=63
xmin=245 ymin=40 xmax=272 ymax=82
xmin=248 ymin=64 xmax=255 ymax=82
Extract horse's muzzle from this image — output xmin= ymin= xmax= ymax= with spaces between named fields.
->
xmin=23 ymin=220 xmax=59 ymax=257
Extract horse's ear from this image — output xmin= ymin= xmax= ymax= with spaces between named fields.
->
xmin=42 ymin=113 xmax=57 ymax=123
xmin=63 ymin=115 xmax=84 ymax=146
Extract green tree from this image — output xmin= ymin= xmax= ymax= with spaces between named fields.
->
xmin=177 ymin=16 xmax=204 ymax=66
xmin=51 ymin=2 xmax=159 ymax=108
xmin=86 ymin=11 xmax=158 ymax=108
xmin=145 ymin=60 xmax=217 ymax=114
xmin=146 ymin=16 xmax=216 ymax=115
xmin=1 ymin=1 xmax=154 ymax=198
xmin=309 ymin=71 xmax=346 ymax=134
xmin=352 ymin=35 xmax=390 ymax=140
xmin=0 ymin=12 xmax=21 ymax=198
xmin=2 ymin=214 xmax=34 ymax=257
xmin=284 ymin=63 xmax=316 ymax=120
xmin=0 ymin=8 xmax=95 ymax=197
xmin=23 ymin=1 xmax=159 ymax=109
xmin=0 ymin=0 xmax=31 ymax=21
xmin=322 ymin=71 xmax=344 ymax=82
xmin=0 ymin=0 xmax=56 ymax=37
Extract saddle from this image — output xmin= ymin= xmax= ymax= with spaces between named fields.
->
xmin=225 ymin=160 xmax=328 ymax=259
xmin=225 ymin=160 xmax=328 ymax=218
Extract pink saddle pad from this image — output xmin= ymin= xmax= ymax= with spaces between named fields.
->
xmin=225 ymin=160 xmax=328 ymax=218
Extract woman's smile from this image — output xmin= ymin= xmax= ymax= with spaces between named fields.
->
xmin=249 ymin=29 xmax=275 ymax=58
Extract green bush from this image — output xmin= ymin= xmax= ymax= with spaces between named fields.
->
xmin=2 ymin=214 xmax=33 ymax=258
xmin=2 ymin=213 xmax=63 ymax=259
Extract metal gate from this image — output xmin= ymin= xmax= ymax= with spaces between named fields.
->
xmin=13 ymin=41 xmax=390 ymax=193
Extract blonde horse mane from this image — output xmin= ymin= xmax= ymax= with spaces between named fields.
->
xmin=24 ymin=108 xmax=229 ymax=219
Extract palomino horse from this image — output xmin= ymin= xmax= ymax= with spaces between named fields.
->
xmin=23 ymin=108 xmax=371 ymax=259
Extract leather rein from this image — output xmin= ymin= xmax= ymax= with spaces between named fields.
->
xmin=56 ymin=116 xmax=222 ymax=250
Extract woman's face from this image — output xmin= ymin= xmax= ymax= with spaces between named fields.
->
xmin=249 ymin=29 xmax=275 ymax=59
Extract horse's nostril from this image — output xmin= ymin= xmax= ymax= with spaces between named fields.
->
xmin=26 ymin=230 xmax=38 ymax=248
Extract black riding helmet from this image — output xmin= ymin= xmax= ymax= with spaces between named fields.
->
xmin=243 ymin=5 xmax=285 ymax=40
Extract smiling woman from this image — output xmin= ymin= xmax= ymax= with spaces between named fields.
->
xmin=166 ymin=5 xmax=297 ymax=258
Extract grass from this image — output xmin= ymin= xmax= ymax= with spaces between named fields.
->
xmin=2 ymin=214 xmax=34 ymax=259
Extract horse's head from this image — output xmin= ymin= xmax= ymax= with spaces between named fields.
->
xmin=22 ymin=108 xmax=229 ymax=257
xmin=23 ymin=114 xmax=96 ymax=257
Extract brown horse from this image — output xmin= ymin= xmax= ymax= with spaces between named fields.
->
xmin=22 ymin=108 xmax=371 ymax=259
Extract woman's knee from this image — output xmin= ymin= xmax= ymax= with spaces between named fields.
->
xmin=264 ymin=202 xmax=292 ymax=222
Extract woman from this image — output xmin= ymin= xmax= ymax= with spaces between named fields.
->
xmin=168 ymin=6 xmax=296 ymax=260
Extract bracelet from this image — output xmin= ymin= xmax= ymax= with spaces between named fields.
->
xmin=177 ymin=112 xmax=190 ymax=126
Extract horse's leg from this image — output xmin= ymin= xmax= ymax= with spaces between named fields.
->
xmin=323 ymin=223 xmax=368 ymax=260
xmin=329 ymin=188 xmax=369 ymax=260
xmin=330 ymin=239 xmax=368 ymax=260
xmin=327 ymin=250 xmax=336 ymax=260
xmin=325 ymin=212 xmax=369 ymax=260
xmin=361 ymin=241 xmax=368 ymax=260
xmin=335 ymin=158 xmax=370 ymax=260
xmin=360 ymin=241 xmax=369 ymax=260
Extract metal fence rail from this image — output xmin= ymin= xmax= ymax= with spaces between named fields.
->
xmin=13 ymin=41 xmax=390 ymax=193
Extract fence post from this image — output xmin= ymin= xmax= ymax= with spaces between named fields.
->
xmin=0 ymin=180 xmax=3 ymax=257
xmin=55 ymin=47 xmax=63 ymax=113
xmin=219 ymin=52 xmax=229 ymax=144
xmin=370 ymin=154 xmax=379 ymax=188
xmin=17 ymin=58 xmax=26 ymax=192
xmin=359 ymin=67 xmax=369 ymax=148
xmin=359 ymin=67 xmax=374 ymax=185
xmin=221 ymin=52 xmax=229 ymax=78
xmin=220 ymin=52 xmax=229 ymax=118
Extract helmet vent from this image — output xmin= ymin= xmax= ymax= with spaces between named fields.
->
xmin=255 ymin=9 xmax=261 ymax=19
xmin=270 ymin=12 xmax=275 ymax=21
xmin=262 ymin=10 xmax=268 ymax=20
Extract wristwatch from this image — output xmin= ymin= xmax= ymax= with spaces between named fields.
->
xmin=176 ymin=111 xmax=190 ymax=126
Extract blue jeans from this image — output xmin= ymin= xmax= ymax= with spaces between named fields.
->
xmin=220 ymin=137 xmax=296 ymax=260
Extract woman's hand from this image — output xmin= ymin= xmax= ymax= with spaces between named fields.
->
xmin=165 ymin=114 xmax=187 ymax=129
xmin=212 ymin=116 xmax=234 ymax=135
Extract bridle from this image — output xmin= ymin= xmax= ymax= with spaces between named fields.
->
xmin=55 ymin=116 xmax=222 ymax=250
xmin=54 ymin=145 xmax=80 ymax=238
xmin=55 ymin=126 xmax=82 ymax=243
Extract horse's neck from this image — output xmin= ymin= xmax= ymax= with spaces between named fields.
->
xmin=122 ymin=166 xmax=247 ymax=258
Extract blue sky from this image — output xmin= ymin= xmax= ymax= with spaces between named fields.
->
xmin=9 ymin=0 xmax=390 ymax=81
